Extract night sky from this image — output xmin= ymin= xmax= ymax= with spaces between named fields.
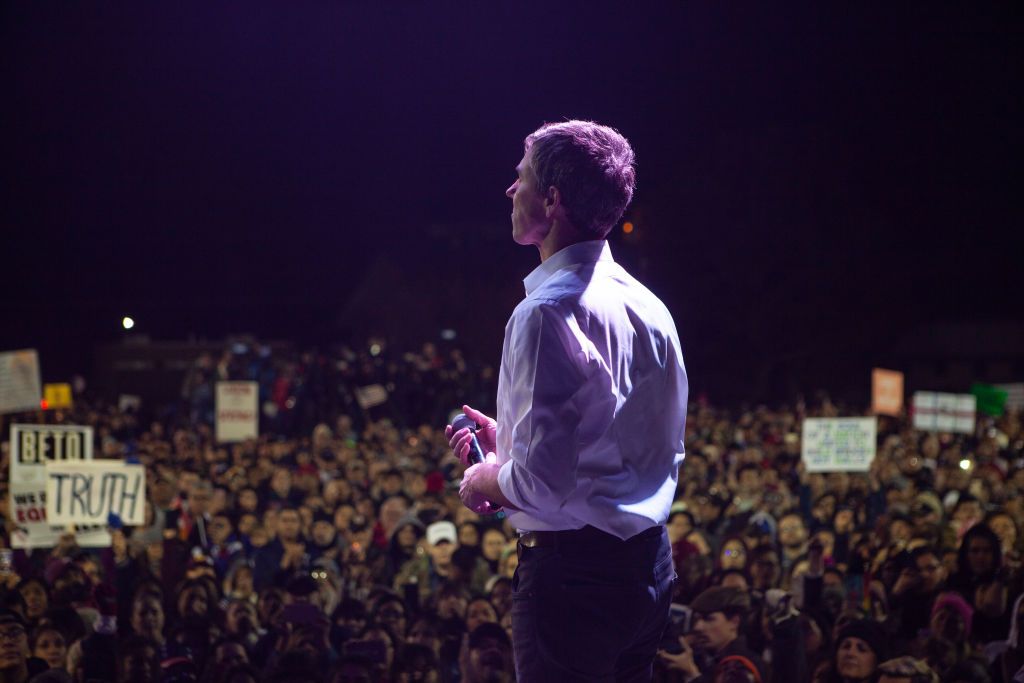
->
xmin=2 ymin=3 xmax=1021 ymax=403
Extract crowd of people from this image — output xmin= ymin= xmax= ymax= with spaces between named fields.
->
xmin=0 ymin=339 xmax=1022 ymax=683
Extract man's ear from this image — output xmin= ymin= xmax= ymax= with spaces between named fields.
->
xmin=543 ymin=186 xmax=561 ymax=217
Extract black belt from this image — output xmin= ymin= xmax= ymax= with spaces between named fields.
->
xmin=518 ymin=524 xmax=662 ymax=549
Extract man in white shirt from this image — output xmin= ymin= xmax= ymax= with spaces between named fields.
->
xmin=447 ymin=120 xmax=688 ymax=681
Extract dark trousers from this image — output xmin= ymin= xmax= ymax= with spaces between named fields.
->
xmin=510 ymin=525 xmax=674 ymax=682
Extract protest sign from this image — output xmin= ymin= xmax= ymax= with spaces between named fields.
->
xmin=46 ymin=462 xmax=146 ymax=526
xmin=118 ymin=394 xmax=142 ymax=413
xmin=10 ymin=424 xmax=94 ymax=486
xmin=971 ymin=383 xmax=1008 ymax=417
xmin=802 ymin=417 xmax=877 ymax=472
xmin=42 ymin=383 xmax=73 ymax=410
xmin=871 ymin=369 xmax=904 ymax=417
xmin=912 ymin=392 xmax=976 ymax=434
xmin=355 ymin=384 xmax=388 ymax=409
xmin=7 ymin=482 xmax=110 ymax=548
xmin=996 ymin=384 xmax=1024 ymax=411
xmin=0 ymin=349 xmax=41 ymax=414
xmin=8 ymin=424 xmax=108 ymax=547
xmin=215 ymin=381 xmax=259 ymax=442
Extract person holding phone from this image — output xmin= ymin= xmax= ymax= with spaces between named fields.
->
xmin=447 ymin=120 xmax=688 ymax=681
xmin=657 ymin=586 xmax=764 ymax=683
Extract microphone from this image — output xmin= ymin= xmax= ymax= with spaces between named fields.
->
xmin=451 ymin=414 xmax=487 ymax=465
xmin=452 ymin=413 xmax=504 ymax=518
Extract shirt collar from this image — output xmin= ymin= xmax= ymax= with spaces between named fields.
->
xmin=523 ymin=240 xmax=614 ymax=296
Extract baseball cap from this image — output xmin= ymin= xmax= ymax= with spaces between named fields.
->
xmin=426 ymin=521 xmax=457 ymax=546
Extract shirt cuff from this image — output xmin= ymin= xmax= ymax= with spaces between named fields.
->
xmin=496 ymin=459 xmax=523 ymax=512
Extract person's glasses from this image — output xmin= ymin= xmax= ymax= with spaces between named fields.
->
xmin=0 ymin=627 xmax=26 ymax=642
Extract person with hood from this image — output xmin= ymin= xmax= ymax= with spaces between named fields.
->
xmin=948 ymin=524 xmax=1010 ymax=643
xmin=382 ymin=517 xmax=425 ymax=589
xmin=987 ymin=592 xmax=1024 ymax=683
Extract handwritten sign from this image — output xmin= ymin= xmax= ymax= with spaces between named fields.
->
xmin=8 ymin=482 xmax=110 ymax=548
xmin=912 ymin=392 xmax=976 ymax=434
xmin=802 ymin=417 xmax=877 ymax=472
xmin=43 ymin=383 xmax=73 ymax=410
xmin=355 ymin=384 xmax=388 ymax=409
xmin=216 ymin=381 xmax=259 ymax=442
xmin=46 ymin=462 xmax=146 ymax=526
xmin=0 ymin=349 xmax=41 ymax=414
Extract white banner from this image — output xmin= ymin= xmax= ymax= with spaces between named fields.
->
xmin=0 ymin=349 xmax=41 ymax=414
xmin=46 ymin=462 xmax=146 ymax=526
xmin=355 ymin=384 xmax=388 ymax=409
xmin=912 ymin=392 xmax=976 ymax=434
xmin=216 ymin=381 xmax=259 ymax=442
xmin=8 ymin=482 xmax=110 ymax=549
xmin=802 ymin=417 xmax=877 ymax=472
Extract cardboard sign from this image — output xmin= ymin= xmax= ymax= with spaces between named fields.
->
xmin=802 ymin=417 xmax=877 ymax=472
xmin=8 ymin=481 xmax=110 ymax=549
xmin=871 ymin=369 xmax=904 ymax=417
xmin=0 ymin=349 xmax=42 ymax=414
xmin=912 ymin=392 xmax=976 ymax=434
xmin=215 ymin=382 xmax=259 ymax=442
xmin=46 ymin=462 xmax=146 ymax=526
xmin=355 ymin=384 xmax=388 ymax=409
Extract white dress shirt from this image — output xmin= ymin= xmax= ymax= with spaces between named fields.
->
xmin=495 ymin=240 xmax=688 ymax=540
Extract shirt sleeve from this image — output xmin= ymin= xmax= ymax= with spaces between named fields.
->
xmin=497 ymin=302 xmax=587 ymax=516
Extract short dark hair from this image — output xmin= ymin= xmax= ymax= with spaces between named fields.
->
xmin=524 ymin=120 xmax=636 ymax=239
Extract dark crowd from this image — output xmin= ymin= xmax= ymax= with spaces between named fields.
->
xmin=0 ymin=340 xmax=1022 ymax=683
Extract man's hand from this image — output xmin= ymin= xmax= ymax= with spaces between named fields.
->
xmin=281 ymin=542 xmax=306 ymax=570
xmin=446 ymin=405 xmax=497 ymax=467
xmin=459 ymin=455 xmax=512 ymax=514
xmin=657 ymin=636 xmax=699 ymax=679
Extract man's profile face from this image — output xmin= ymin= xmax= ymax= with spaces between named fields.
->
xmin=506 ymin=151 xmax=551 ymax=248
xmin=692 ymin=611 xmax=738 ymax=653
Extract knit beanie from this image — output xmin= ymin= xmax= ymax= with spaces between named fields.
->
xmin=836 ymin=619 xmax=887 ymax=662
xmin=931 ymin=591 xmax=974 ymax=637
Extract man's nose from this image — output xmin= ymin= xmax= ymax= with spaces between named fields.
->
xmin=506 ymin=181 xmax=517 ymax=198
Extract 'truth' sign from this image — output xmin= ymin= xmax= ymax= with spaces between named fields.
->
xmin=46 ymin=462 xmax=146 ymax=526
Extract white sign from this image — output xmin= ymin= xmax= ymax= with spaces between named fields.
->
xmin=46 ymin=462 xmax=146 ymax=526
xmin=10 ymin=424 xmax=95 ymax=486
xmin=996 ymin=384 xmax=1024 ymax=412
xmin=8 ymin=482 xmax=110 ymax=549
xmin=912 ymin=392 xmax=976 ymax=434
xmin=216 ymin=381 xmax=259 ymax=442
xmin=802 ymin=417 xmax=877 ymax=472
xmin=0 ymin=349 xmax=41 ymax=414
xmin=355 ymin=384 xmax=388 ymax=409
